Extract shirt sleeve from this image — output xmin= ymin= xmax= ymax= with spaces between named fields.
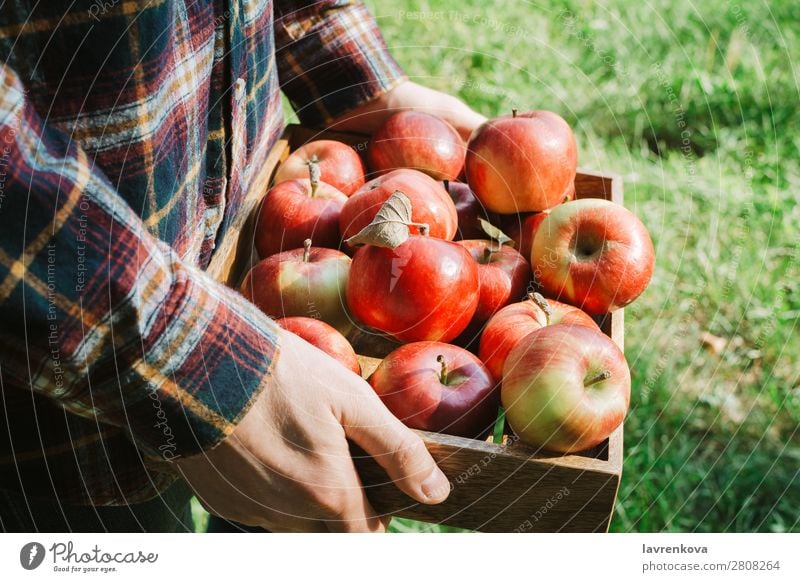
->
xmin=274 ymin=0 xmax=407 ymax=127
xmin=0 ymin=64 xmax=280 ymax=462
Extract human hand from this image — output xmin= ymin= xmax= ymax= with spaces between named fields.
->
xmin=176 ymin=328 xmax=450 ymax=532
xmin=328 ymin=80 xmax=486 ymax=141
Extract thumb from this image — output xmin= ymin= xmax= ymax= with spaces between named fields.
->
xmin=336 ymin=381 xmax=451 ymax=505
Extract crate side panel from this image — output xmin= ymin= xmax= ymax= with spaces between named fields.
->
xmin=353 ymin=441 xmax=618 ymax=532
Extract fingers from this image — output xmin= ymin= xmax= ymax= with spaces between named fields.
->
xmin=336 ymin=384 xmax=451 ymax=505
xmin=308 ymin=450 xmax=388 ymax=533
xmin=279 ymin=329 xmax=449 ymax=505
xmin=255 ymin=331 xmax=390 ymax=532
xmin=192 ymin=482 xmax=332 ymax=533
xmin=448 ymin=107 xmax=488 ymax=142
xmin=323 ymin=489 xmax=388 ymax=533
xmin=322 ymin=487 xmax=389 ymax=533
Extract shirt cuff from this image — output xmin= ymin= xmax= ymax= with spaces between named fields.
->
xmin=119 ymin=263 xmax=281 ymax=462
xmin=276 ymin=1 xmax=407 ymax=127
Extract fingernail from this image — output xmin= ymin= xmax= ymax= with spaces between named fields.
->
xmin=420 ymin=467 xmax=451 ymax=504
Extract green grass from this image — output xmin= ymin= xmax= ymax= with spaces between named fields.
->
xmin=194 ymin=0 xmax=799 ymax=533
xmin=364 ymin=0 xmax=800 ymax=533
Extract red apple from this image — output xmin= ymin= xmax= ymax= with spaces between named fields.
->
xmin=444 ymin=180 xmax=501 ymax=240
xmin=347 ymin=235 xmax=479 ymax=343
xmin=367 ymin=111 xmax=465 ymax=180
xmin=456 ymin=240 xmax=531 ymax=323
xmin=340 ymin=169 xmax=458 ymax=245
xmin=501 ymin=211 xmax=549 ymax=263
xmin=274 ymin=139 xmax=365 ymax=195
xmin=241 ymin=240 xmax=352 ymax=334
xmin=479 ymin=293 xmax=599 ymax=382
xmin=532 ymin=198 xmax=655 ymax=315
xmin=369 ymin=342 xmax=498 ymax=437
xmin=255 ymin=161 xmax=347 ymax=257
xmin=277 ymin=316 xmax=361 ymax=375
xmin=502 ymin=324 xmax=630 ymax=453
xmin=466 ymin=110 xmax=577 ymax=213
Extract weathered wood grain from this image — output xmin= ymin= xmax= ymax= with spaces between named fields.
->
xmin=206 ymin=137 xmax=291 ymax=288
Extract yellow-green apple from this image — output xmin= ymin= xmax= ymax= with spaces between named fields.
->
xmin=466 ymin=110 xmax=577 ymax=213
xmin=369 ymin=342 xmax=498 ymax=438
xmin=255 ymin=158 xmax=347 ymax=257
xmin=274 ymin=139 xmax=365 ymax=195
xmin=277 ymin=316 xmax=360 ymax=375
xmin=502 ymin=324 xmax=630 ymax=453
xmin=456 ymin=239 xmax=531 ymax=324
xmin=346 ymin=235 xmax=478 ymax=343
xmin=367 ymin=111 xmax=465 ymax=180
xmin=339 ymin=169 xmax=458 ymax=246
xmin=241 ymin=240 xmax=352 ymax=334
xmin=479 ymin=292 xmax=599 ymax=382
xmin=531 ymin=198 xmax=655 ymax=315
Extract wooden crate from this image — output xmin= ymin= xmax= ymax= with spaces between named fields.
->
xmin=207 ymin=124 xmax=625 ymax=533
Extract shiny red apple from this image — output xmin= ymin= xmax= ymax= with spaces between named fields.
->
xmin=277 ymin=316 xmax=361 ymax=375
xmin=255 ymin=160 xmax=347 ymax=257
xmin=466 ymin=110 xmax=577 ymax=213
xmin=369 ymin=342 xmax=498 ymax=437
xmin=241 ymin=240 xmax=352 ymax=334
xmin=479 ymin=292 xmax=599 ymax=382
xmin=367 ymin=111 xmax=465 ymax=180
xmin=347 ymin=235 xmax=478 ymax=343
xmin=532 ymin=198 xmax=655 ymax=315
xmin=274 ymin=139 xmax=365 ymax=195
xmin=456 ymin=240 xmax=531 ymax=324
xmin=339 ymin=169 xmax=458 ymax=245
xmin=502 ymin=324 xmax=630 ymax=453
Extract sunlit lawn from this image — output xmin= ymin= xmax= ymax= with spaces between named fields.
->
xmin=368 ymin=0 xmax=800 ymax=533
xmin=196 ymin=0 xmax=799 ymax=533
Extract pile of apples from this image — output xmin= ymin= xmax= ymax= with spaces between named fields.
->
xmin=241 ymin=109 xmax=655 ymax=454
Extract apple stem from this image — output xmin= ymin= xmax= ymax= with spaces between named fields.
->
xmin=528 ymin=292 xmax=551 ymax=326
xmin=307 ymin=155 xmax=321 ymax=197
xmin=418 ymin=223 xmax=431 ymax=236
xmin=303 ymin=238 xmax=312 ymax=262
xmin=512 ymin=108 xmax=518 ymax=118
xmin=437 ymin=355 xmax=448 ymax=384
xmin=482 ymin=245 xmax=495 ymax=264
xmin=585 ymin=370 xmax=611 ymax=387
xmin=443 ymin=179 xmax=450 ymax=193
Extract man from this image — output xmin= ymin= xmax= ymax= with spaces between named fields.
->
xmin=0 ymin=0 xmax=484 ymax=532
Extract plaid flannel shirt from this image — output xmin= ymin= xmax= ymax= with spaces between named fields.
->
xmin=0 ymin=0 xmax=405 ymax=507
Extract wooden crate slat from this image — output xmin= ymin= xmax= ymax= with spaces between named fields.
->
xmin=206 ymin=137 xmax=291 ymax=287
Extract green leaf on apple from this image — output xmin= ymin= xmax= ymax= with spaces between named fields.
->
xmin=478 ymin=218 xmax=514 ymax=249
